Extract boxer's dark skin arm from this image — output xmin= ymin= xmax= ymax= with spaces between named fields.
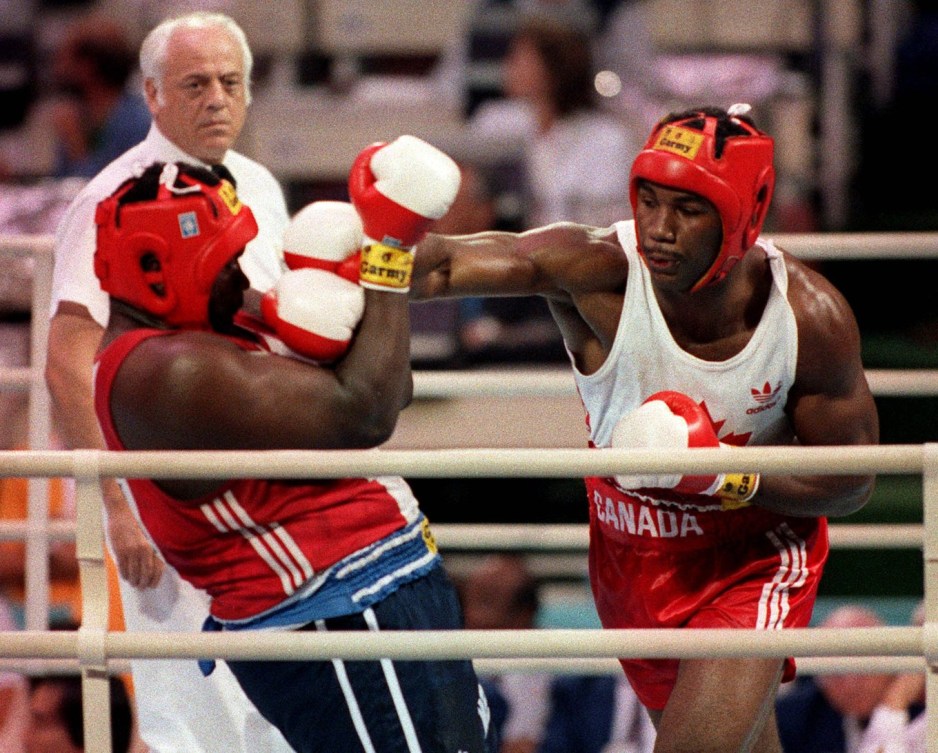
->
xmin=105 ymin=259 xmax=412 ymax=500
xmin=413 ymin=223 xmax=628 ymax=375
xmin=415 ymin=220 xmax=878 ymax=518
xmin=753 ymin=253 xmax=878 ymax=517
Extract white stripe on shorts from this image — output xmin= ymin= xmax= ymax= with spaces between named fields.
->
xmin=317 ymin=609 xmax=425 ymax=753
xmin=363 ymin=608 xmax=423 ymax=753
xmin=316 ymin=618 xmax=377 ymax=753
xmin=758 ymin=523 xmax=808 ymax=630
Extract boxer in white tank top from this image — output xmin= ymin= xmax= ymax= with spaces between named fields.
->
xmin=411 ymin=105 xmax=879 ymax=753
xmin=577 ymin=222 xmax=797 ymax=455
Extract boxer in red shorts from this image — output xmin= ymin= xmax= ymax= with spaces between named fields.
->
xmin=410 ymin=105 xmax=878 ymax=752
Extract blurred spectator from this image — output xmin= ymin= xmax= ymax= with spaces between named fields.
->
xmin=0 ymin=156 xmax=84 ymax=461
xmin=0 ymin=76 xmax=87 ymax=631
xmin=410 ymin=162 xmax=497 ymax=365
xmin=430 ymin=161 xmax=564 ymax=363
xmin=459 ymin=554 xmax=551 ymax=753
xmin=0 ymin=468 xmax=80 ymax=629
xmin=434 ymin=162 xmax=501 ymax=238
xmin=46 ymin=17 xmax=151 ymax=179
xmin=457 ymin=553 xmax=656 ymax=753
xmin=538 ymin=673 xmax=656 ymax=753
xmin=0 ymin=2 xmax=37 ymax=143
xmin=0 ymin=596 xmax=28 ymax=753
xmin=452 ymin=15 xmax=640 ymax=364
xmin=855 ymin=601 xmax=926 ymax=753
xmin=776 ymin=605 xmax=924 ymax=753
xmin=855 ymin=0 xmax=938 ymax=232
xmin=25 ymin=674 xmax=133 ymax=753
xmin=0 ymin=305 xmax=31 ymax=456
xmin=469 ymin=15 xmax=639 ymax=228
xmin=840 ymin=0 xmax=938 ymax=342
xmin=591 ymin=0 xmax=664 ymax=135
xmin=432 ymin=0 xmax=601 ymax=118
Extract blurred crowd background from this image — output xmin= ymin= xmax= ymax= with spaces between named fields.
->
xmin=0 ymin=0 xmax=935 ymax=637
xmin=3 ymin=0 xmax=938 ymax=353
xmin=0 ymin=5 xmax=936 ymax=749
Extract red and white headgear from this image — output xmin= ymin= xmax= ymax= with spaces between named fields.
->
xmin=629 ymin=104 xmax=775 ymax=291
xmin=94 ymin=162 xmax=258 ymax=328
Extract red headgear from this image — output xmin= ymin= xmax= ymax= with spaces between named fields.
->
xmin=629 ymin=105 xmax=775 ymax=291
xmin=94 ymin=163 xmax=258 ymax=328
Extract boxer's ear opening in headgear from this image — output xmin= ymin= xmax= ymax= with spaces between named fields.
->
xmin=629 ymin=104 xmax=775 ymax=291
xmin=94 ymin=160 xmax=258 ymax=329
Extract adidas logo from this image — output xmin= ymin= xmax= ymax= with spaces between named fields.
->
xmin=751 ymin=381 xmax=780 ymax=404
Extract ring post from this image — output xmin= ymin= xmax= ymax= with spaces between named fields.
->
xmin=921 ymin=443 xmax=938 ymax=752
xmin=72 ymin=449 xmax=111 ymax=753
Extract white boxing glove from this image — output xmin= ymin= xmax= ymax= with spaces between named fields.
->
xmin=261 ymin=268 xmax=365 ymax=363
xmin=611 ymin=400 xmax=688 ymax=490
xmin=610 ymin=390 xmax=758 ymax=508
xmin=282 ymin=200 xmax=363 ymax=282
xmin=348 ymin=135 xmax=461 ymax=292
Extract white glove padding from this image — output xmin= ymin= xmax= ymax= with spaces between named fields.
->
xmin=610 ymin=392 xmax=759 ymax=507
xmin=262 ymin=268 xmax=365 ymax=363
xmin=369 ymin=135 xmax=462 ymax=223
xmin=611 ymin=400 xmax=687 ymax=490
xmin=282 ymin=200 xmax=363 ymax=281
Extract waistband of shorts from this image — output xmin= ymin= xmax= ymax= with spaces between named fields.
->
xmin=586 ymin=477 xmax=824 ymax=551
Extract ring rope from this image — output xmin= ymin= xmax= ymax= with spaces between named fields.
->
xmin=0 ymin=444 xmax=925 ymax=480
xmin=410 ymin=368 xmax=938 ymax=399
xmin=3 ymin=366 xmax=938 ymax=398
xmin=2 ymin=233 xmax=937 ymax=751
xmin=430 ymin=523 xmax=924 ymax=551
xmin=0 ymin=625 xmax=924 ymax=662
xmin=0 ymin=521 xmax=923 ymax=549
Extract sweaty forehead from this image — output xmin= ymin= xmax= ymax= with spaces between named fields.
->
xmin=164 ymin=27 xmax=243 ymax=79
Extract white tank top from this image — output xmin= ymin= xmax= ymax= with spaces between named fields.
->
xmin=572 ymin=220 xmax=798 ymax=451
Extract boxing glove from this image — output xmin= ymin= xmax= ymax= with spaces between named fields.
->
xmin=348 ymin=135 xmax=461 ymax=292
xmin=282 ymin=200 xmax=363 ymax=283
xmin=611 ymin=390 xmax=759 ymax=508
xmin=261 ymin=268 xmax=365 ymax=363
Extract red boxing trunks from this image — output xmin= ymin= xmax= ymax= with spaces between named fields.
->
xmin=585 ymin=476 xmax=829 ymax=710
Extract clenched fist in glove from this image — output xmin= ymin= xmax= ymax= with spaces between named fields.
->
xmin=611 ymin=390 xmax=759 ymax=509
xmin=348 ymin=135 xmax=461 ymax=292
xmin=281 ymin=200 xmax=363 ymax=282
xmin=262 ymin=201 xmax=366 ymax=362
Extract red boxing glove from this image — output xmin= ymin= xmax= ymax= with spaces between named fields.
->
xmin=348 ymin=135 xmax=461 ymax=292
xmin=261 ymin=269 xmax=365 ymax=363
xmin=611 ymin=390 xmax=759 ymax=508
xmin=647 ymin=391 xmax=720 ymax=494
xmin=282 ymin=200 xmax=362 ymax=284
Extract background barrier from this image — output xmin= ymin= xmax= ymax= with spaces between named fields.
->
xmin=2 ymin=232 xmax=937 ymax=752
xmin=0 ymin=444 xmax=935 ymax=753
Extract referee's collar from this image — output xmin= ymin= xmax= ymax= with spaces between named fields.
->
xmin=147 ymin=124 xmax=232 ymax=177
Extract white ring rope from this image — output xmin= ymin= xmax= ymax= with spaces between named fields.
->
xmin=412 ymin=368 xmax=938 ymax=399
xmin=3 ymin=366 xmax=938 ymax=398
xmin=0 ymin=366 xmax=30 ymax=391
xmin=429 ymin=523 xmax=924 ymax=551
xmin=0 ymin=625 xmax=925 ymax=662
xmin=0 ymin=234 xmax=54 ymax=257
xmin=0 ymin=444 xmax=928 ymax=668
xmin=0 ymin=444 xmax=925 ymax=480
xmin=770 ymin=232 xmax=938 ymax=259
xmin=2 ymin=234 xmax=937 ymax=751
xmin=0 ymin=655 xmax=925 ymax=677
